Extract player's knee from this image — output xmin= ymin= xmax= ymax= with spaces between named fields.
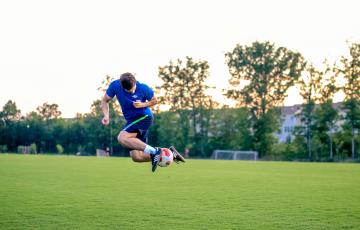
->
xmin=130 ymin=151 xmax=142 ymax=162
xmin=131 ymin=156 xmax=142 ymax=162
xmin=117 ymin=132 xmax=127 ymax=146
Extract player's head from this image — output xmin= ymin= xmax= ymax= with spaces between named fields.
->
xmin=120 ymin=72 xmax=136 ymax=91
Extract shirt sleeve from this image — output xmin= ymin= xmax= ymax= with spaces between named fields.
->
xmin=143 ymin=84 xmax=154 ymax=101
xmin=106 ymin=81 xmax=116 ymax=98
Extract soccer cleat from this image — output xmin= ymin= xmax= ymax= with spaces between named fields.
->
xmin=151 ymin=147 xmax=161 ymax=172
xmin=169 ymin=146 xmax=186 ymax=164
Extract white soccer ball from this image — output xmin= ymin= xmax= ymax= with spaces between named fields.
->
xmin=158 ymin=148 xmax=173 ymax=167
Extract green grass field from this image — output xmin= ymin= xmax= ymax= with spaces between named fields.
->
xmin=0 ymin=154 xmax=360 ymax=230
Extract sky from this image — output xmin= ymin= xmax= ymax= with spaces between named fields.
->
xmin=0 ymin=0 xmax=359 ymax=118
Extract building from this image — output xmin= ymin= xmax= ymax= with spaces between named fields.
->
xmin=275 ymin=104 xmax=302 ymax=143
xmin=275 ymin=103 xmax=344 ymax=143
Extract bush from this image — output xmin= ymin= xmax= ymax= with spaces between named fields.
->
xmin=77 ymin=145 xmax=86 ymax=155
xmin=268 ymin=143 xmax=299 ymax=161
xmin=29 ymin=143 xmax=37 ymax=154
xmin=17 ymin=145 xmax=25 ymax=154
xmin=0 ymin=145 xmax=8 ymax=153
xmin=56 ymin=144 xmax=64 ymax=154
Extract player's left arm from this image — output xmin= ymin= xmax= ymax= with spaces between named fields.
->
xmin=133 ymin=96 xmax=157 ymax=108
xmin=133 ymin=84 xmax=157 ymax=108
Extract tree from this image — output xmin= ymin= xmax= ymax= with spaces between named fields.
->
xmin=225 ymin=41 xmax=306 ymax=157
xmin=34 ymin=103 xmax=61 ymax=152
xmin=157 ymin=56 xmax=216 ymax=155
xmin=98 ymin=75 xmax=122 ymax=115
xmin=151 ymin=111 xmax=184 ymax=150
xmin=208 ymin=107 xmax=252 ymax=153
xmin=0 ymin=100 xmax=21 ymax=151
xmin=297 ymin=62 xmax=338 ymax=160
xmin=36 ymin=102 xmax=61 ymax=120
xmin=313 ymin=62 xmax=338 ymax=160
xmin=94 ymin=75 xmax=126 ymax=156
xmin=25 ymin=111 xmax=44 ymax=149
xmin=1 ymin=100 xmax=21 ymax=121
xmin=337 ymin=43 xmax=360 ymax=159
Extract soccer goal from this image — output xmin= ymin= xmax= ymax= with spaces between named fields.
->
xmin=211 ymin=150 xmax=258 ymax=161
xmin=96 ymin=149 xmax=109 ymax=157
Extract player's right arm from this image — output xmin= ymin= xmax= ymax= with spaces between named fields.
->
xmin=101 ymin=93 xmax=113 ymax=126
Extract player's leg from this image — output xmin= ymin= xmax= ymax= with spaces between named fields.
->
xmin=118 ymin=115 xmax=158 ymax=155
xmin=129 ymin=149 xmax=151 ymax=162
xmin=118 ymin=131 xmax=160 ymax=172
xmin=118 ymin=130 xmax=161 ymax=156
xmin=118 ymin=116 xmax=161 ymax=172
xmin=135 ymin=128 xmax=163 ymax=172
xmin=117 ymin=131 xmax=148 ymax=151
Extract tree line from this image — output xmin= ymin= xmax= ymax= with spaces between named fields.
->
xmin=0 ymin=41 xmax=359 ymax=161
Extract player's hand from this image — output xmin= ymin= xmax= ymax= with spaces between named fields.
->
xmin=133 ymin=100 xmax=145 ymax=108
xmin=102 ymin=116 xmax=110 ymax=126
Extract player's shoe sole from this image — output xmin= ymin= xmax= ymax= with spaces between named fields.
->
xmin=169 ymin=146 xmax=186 ymax=163
xmin=151 ymin=147 xmax=161 ymax=172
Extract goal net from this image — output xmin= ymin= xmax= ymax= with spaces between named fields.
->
xmin=96 ymin=149 xmax=109 ymax=157
xmin=211 ymin=150 xmax=258 ymax=161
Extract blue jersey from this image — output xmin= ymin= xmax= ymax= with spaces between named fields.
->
xmin=106 ymin=80 xmax=154 ymax=122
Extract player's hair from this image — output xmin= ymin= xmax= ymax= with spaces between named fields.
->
xmin=120 ymin=72 xmax=136 ymax=90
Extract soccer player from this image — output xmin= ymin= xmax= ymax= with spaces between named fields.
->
xmin=101 ymin=72 xmax=185 ymax=172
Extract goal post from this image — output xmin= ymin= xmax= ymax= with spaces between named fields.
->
xmin=211 ymin=150 xmax=258 ymax=161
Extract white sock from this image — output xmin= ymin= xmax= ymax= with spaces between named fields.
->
xmin=144 ymin=145 xmax=156 ymax=155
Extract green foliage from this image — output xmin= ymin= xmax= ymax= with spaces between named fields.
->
xmin=297 ymin=101 xmax=315 ymax=159
xmin=0 ymin=145 xmax=8 ymax=153
xmin=77 ymin=145 xmax=86 ymax=155
xmin=290 ymin=135 xmax=309 ymax=159
xmin=17 ymin=146 xmax=24 ymax=154
xmin=296 ymin=61 xmax=339 ymax=160
xmin=312 ymin=102 xmax=338 ymax=159
xmin=252 ymin=109 xmax=281 ymax=156
xmin=157 ymin=56 xmax=216 ymax=156
xmin=97 ymin=75 xmax=122 ymax=115
xmin=152 ymin=111 xmax=185 ymax=149
xmin=1 ymin=100 xmax=21 ymax=121
xmin=56 ymin=144 xmax=64 ymax=154
xmin=225 ymin=41 xmax=305 ymax=116
xmin=158 ymin=56 xmax=213 ymax=111
xmin=36 ymin=102 xmax=61 ymax=120
xmin=29 ymin=143 xmax=37 ymax=154
xmin=267 ymin=143 xmax=298 ymax=161
xmin=343 ymin=99 xmax=360 ymax=130
xmin=225 ymin=41 xmax=306 ymax=157
xmin=336 ymin=42 xmax=360 ymax=158
xmin=208 ymin=107 xmax=252 ymax=153
xmin=339 ymin=43 xmax=360 ymax=102
xmin=0 ymin=43 xmax=359 ymax=160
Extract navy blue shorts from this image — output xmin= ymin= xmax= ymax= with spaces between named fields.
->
xmin=122 ymin=115 xmax=153 ymax=144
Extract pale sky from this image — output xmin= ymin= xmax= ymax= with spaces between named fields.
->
xmin=0 ymin=0 xmax=359 ymax=118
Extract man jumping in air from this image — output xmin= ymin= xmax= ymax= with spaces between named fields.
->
xmin=101 ymin=72 xmax=185 ymax=172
